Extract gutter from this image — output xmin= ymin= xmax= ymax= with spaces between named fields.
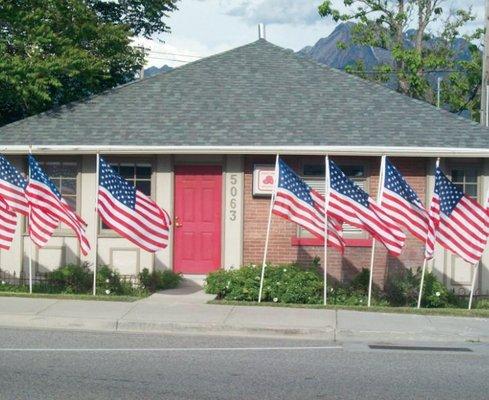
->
xmin=0 ymin=145 xmax=487 ymax=158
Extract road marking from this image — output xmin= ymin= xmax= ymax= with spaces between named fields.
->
xmin=0 ymin=346 xmax=342 ymax=352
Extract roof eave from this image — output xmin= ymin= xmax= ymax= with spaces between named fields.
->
xmin=0 ymin=145 xmax=487 ymax=158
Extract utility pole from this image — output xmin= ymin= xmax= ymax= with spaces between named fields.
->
xmin=482 ymin=0 xmax=489 ymax=126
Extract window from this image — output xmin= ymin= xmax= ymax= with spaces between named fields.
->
xmin=37 ymin=160 xmax=79 ymax=211
xmin=107 ymin=162 xmax=152 ymax=196
xmin=451 ymin=167 xmax=478 ymax=199
xmin=100 ymin=160 xmax=153 ymax=231
xmin=301 ymin=162 xmax=367 ymax=237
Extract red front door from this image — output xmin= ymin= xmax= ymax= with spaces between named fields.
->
xmin=173 ymin=165 xmax=222 ymax=274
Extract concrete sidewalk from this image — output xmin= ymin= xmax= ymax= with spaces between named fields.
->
xmin=0 ymin=285 xmax=488 ymax=342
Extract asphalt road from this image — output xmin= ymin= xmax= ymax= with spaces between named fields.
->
xmin=0 ymin=327 xmax=488 ymax=400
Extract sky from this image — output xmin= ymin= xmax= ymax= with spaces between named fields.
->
xmin=134 ymin=0 xmax=485 ymax=68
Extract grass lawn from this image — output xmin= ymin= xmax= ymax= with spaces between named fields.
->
xmin=0 ymin=291 xmax=146 ymax=302
xmin=209 ymin=299 xmax=489 ymax=318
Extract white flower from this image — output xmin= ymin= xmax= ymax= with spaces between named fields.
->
xmin=251 ymin=264 xmax=257 ymax=268
xmin=1 ymin=281 xmax=5 ymax=285
xmin=105 ymin=289 xmax=111 ymax=295
xmin=273 ymin=297 xmax=278 ymax=303
xmin=105 ymin=279 xmax=110 ymax=283
xmin=330 ymin=288 xmax=334 ymax=292
xmin=435 ymin=291 xmax=441 ymax=297
xmin=283 ymin=268 xmax=287 ymax=272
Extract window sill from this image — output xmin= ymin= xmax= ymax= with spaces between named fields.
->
xmin=291 ymin=237 xmax=372 ymax=247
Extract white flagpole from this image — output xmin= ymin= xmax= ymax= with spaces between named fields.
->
xmin=468 ymin=262 xmax=479 ymax=310
xmin=418 ymin=158 xmax=440 ymax=308
xmin=323 ymin=156 xmax=330 ymax=305
xmin=416 ymin=258 xmax=428 ymax=309
xmin=367 ymin=155 xmax=386 ymax=307
xmin=27 ymin=148 xmax=33 ymax=294
xmin=258 ymin=154 xmax=279 ymax=303
xmin=93 ymin=153 xmax=100 ymax=296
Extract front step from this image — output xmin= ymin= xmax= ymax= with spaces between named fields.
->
xmin=180 ymin=275 xmax=207 ymax=288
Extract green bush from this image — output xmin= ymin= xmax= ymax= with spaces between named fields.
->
xmin=47 ymin=263 xmax=92 ymax=294
xmin=384 ymin=268 xmax=462 ymax=308
xmin=384 ymin=268 xmax=420 ymax=307
xmin=205 ymin=264 xmax=386 ymax=305
xmin=138 ymin=268 xmax=182 ymax=292
xmin=350 ymin=268 xmax=370 ymax=293
xmin=475 ymin=299 xmax=489 ymax=309
xmin=95 ymin=265 xmax=145 ymax=296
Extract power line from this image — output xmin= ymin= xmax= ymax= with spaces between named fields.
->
xmin=150 ymin=51 xmax=202 ymax=58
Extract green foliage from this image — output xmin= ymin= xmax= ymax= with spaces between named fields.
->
xmin=0 ymin=264 xmax=180 ymax=296
xmin=384 ymin=268 xmax=463 ymax=308
xmin=47 ymin=263 xmax=92 ymax=294
xmin=95 ymin=265 xmax=147 ymax=296
xmin=205 ymin=264 xmax=385 ymax=305
xmin=475 ymin=299 xmax=489 ymax=310
xmin=350 ymin=268 xmax=370 ymax=292
xmin=384 ymin=268 xmax=420 ymax=307
xmin=138 ymin=268 xmax=182 ymax=292
xmin=87 ymin=0 xmax=178 ymax=38
xmin=207 ymin=264 xmax=462 ymax=309
xmin=0 ymin=0 xmax=177 ymax=125
xmin=317 ymin=0 xmax=481 ymax=120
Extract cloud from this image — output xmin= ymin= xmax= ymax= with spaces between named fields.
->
xmin=224 ymin=0 xmax=321 ymax=26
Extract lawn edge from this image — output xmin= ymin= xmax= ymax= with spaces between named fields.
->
xmin=0 ymin=291 xmax=145 ymax=302
xmin=208 ymin=299 xmax=489 ymax=318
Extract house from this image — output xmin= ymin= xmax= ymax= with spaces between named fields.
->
xmin=1 ymin=37 xmax=489 ymax=294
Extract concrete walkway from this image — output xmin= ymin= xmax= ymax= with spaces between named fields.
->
xmin=0 ymin=283 xmax=488 ymax=342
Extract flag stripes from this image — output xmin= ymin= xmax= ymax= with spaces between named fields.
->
xmin=271 ymin=159 xmax=344 ymax=253
xmin=0 ymin=198 xmax=18 ymax=250
xmin=327 ymin=159 xmax=406 ymax=257
xmin=97 ymin=157 xmax=170 ymax=252
xmin=26 ymin=155 xmax=90 ymax=255
xmin=379 ymin=158 xmax=430 ymax=244
xmin=425 ymin=167 xmax=489 ymax=264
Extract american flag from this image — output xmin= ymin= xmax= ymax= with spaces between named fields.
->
xmin=0 ymin=197 xmax=19 ymax=250
xmin=327 ymin=159 xmax=406 ymax=257
xmin=272 ymin=158 xmax=344 ymax=253
xmin=425 ymin=166 xmax=489 ymax=264
xmin=26 ymin=155 xmax=90 ymax=255
xmin=97 ymin=157 xmax=170 ymax=252
xmin=0 ymin=156 xmax=29 ymax=216
xmin=380 ymin=157 xmax=430 ymax=243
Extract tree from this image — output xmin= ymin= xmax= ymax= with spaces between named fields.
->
xmin=318 ymin=0 xmax=480 ymax=117
xmin=87 ymin=0 xmax=178 ymax=38
xmin=441 ymin=30 xmax=483 ymax=121
xmin=0 ymin=0 xmax=177 ymax=126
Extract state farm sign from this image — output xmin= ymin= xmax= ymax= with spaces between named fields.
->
xmin=252 ymin=164 xmax=276 ymax=196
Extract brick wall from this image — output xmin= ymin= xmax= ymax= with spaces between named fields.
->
xmin=243 ymin=155 xmax=427 ymax=286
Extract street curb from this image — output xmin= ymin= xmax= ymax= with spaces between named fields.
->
xmin=0 ymin=314 xmax=334 ymax=340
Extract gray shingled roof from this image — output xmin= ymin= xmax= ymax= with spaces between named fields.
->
xmin=1 ymin=39 xmax=488 ymax=149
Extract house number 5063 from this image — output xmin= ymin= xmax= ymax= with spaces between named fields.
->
xmin=229 ymin=174 xmax=238 ymax=221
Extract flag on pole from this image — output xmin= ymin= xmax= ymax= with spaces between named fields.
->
xmin=97 ymin=157 xmax=170 ymax=252
xmin=326 ymin=159 xmax=406 ymax=256
xmin=0 ymin=156 xmax=30 ymax=250
xmin=424 ymin=166 xmax=489 ymax=264
xmin=25 ymin=155 xmax=90 ymax=255
xmin=272 ymin=158 xmax=344 ymax=253
xmin=0 ymin=197 xmax=19 ymax=250
xmin=0 ymin=156 xmax=29 ymax=216
xmin=380 ymin=157 xmax=430 ymax=242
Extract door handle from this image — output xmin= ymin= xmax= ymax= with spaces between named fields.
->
xmin=175 ymin=216 xmax=183 ymax=228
